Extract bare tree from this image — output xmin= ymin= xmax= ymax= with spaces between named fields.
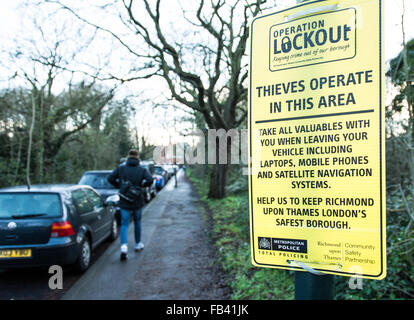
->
xmin=1 ymin=11 xmax=116 ymax=183
xmin=44 ymin=0 xmax=272 ymax=198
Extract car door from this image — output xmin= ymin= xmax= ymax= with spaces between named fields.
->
xmin=71 ymin=189 xmax=101 ymax=245
xmin=83 ymin=188 xmax=111 ymax=242
xmin=147 ymin=163 xmax=156 ymax=195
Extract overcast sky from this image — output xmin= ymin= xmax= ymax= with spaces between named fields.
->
xmin=0 ymin=0 xmax=412 ymax=146
xmin=1 ymin=0 xmax=412 ymax=59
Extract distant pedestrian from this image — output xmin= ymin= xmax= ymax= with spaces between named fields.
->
xmin=108 ymin=149 xmax=153 ymax=261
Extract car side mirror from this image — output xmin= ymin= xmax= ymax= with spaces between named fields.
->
xmin=106 ymin=194 xmax=120 ymax=206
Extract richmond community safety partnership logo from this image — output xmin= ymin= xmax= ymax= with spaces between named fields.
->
xmin=270 ymin=8 xmax=356 ymax=71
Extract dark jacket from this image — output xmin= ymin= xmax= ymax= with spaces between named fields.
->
xmin=107 ymin=158 xmax=154 ymax=210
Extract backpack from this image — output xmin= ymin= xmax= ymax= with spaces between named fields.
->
xmin=118 ymin=165 xmax=142 ymax=203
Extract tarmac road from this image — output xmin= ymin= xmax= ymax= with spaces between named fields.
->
xmin=0 ymin=172 xmax=169 ymax=300
xmin=62 ymin=170 xmax=229 ymax=300
xmin=0 ymin=230 xmax=115 ymax=300
xmin=0 ymin=171 xmax=229 ymax=300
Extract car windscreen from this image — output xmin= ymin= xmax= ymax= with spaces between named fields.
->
xmin=141 ymin=165 xmax=154 ymax=174
xmin=0 ymin=193 xmax=62 ymax=219
xmin=79 ymin=173 xmax=115 ymax=189
xmin=154 ymin=167 xmax=164 ymax=175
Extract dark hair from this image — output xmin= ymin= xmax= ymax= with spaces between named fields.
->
xmin=127 ymin=149 xmax=140 ymax=159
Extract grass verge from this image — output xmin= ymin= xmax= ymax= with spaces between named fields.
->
xmin=187 ymin=168 xmax=294 ymax=300
xmin=187 ymin=168 xmax=414 ymax=300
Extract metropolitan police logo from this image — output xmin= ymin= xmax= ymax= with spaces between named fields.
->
xmin=258 ymin=237 xmax=271 ymax=250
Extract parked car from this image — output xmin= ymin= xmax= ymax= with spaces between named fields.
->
xmin=153 ymin=174 xmax=164 ymax=190
xmin=140 ymin=160 xmax=157 ymax=202
xmin=155 ymin=165 xmax=168 ymax=181
xmin=78 ymin=171 xmax=118 ymax=200
xmin=78 ymin=170 xmax=120 ymax=224
xmin=162 ymin=164 xmax=176 ymax=180
xmin=154 ymin=166 xmax=168 ymax=190
xmin=0 ymin=184 xmax=118 ymax=272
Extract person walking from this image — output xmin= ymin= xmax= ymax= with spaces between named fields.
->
xmin=108 ymin=149 xmax=153 ymax=261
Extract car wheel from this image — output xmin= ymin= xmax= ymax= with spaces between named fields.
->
xmin=110 ymin=218 xmax=118 ymax=241
xmin=74 ymin=237 xmax=91 ymax=273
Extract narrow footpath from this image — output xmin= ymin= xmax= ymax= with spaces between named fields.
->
xmin=62 ymin=170 xmax=229 ymax=300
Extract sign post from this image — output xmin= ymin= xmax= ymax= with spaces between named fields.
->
xmin=248 ymin=0 xmax=385 ymax=299
xmin=292 ymin=0 xmax=335 ymax=300
xmin=295 ymin=272 xmax=334 ymax=300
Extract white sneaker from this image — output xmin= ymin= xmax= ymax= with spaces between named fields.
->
xmin=120 ymin=244 xmax=128 ymax=261
xmin=135 ymin=242 xmax=144 ymax=251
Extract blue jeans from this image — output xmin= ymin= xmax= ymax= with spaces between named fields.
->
xmin=120 ymin=208 xmax=143 ymax=246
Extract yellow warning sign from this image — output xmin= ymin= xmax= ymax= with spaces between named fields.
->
xmin=248 ymin=0 xmax=385 ymax=279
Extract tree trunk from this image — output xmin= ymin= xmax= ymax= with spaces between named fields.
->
xmin=208 ymin=163 xmax=228 ymax=199
xmin=207 ymin=134 xmax=232 ymax=199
